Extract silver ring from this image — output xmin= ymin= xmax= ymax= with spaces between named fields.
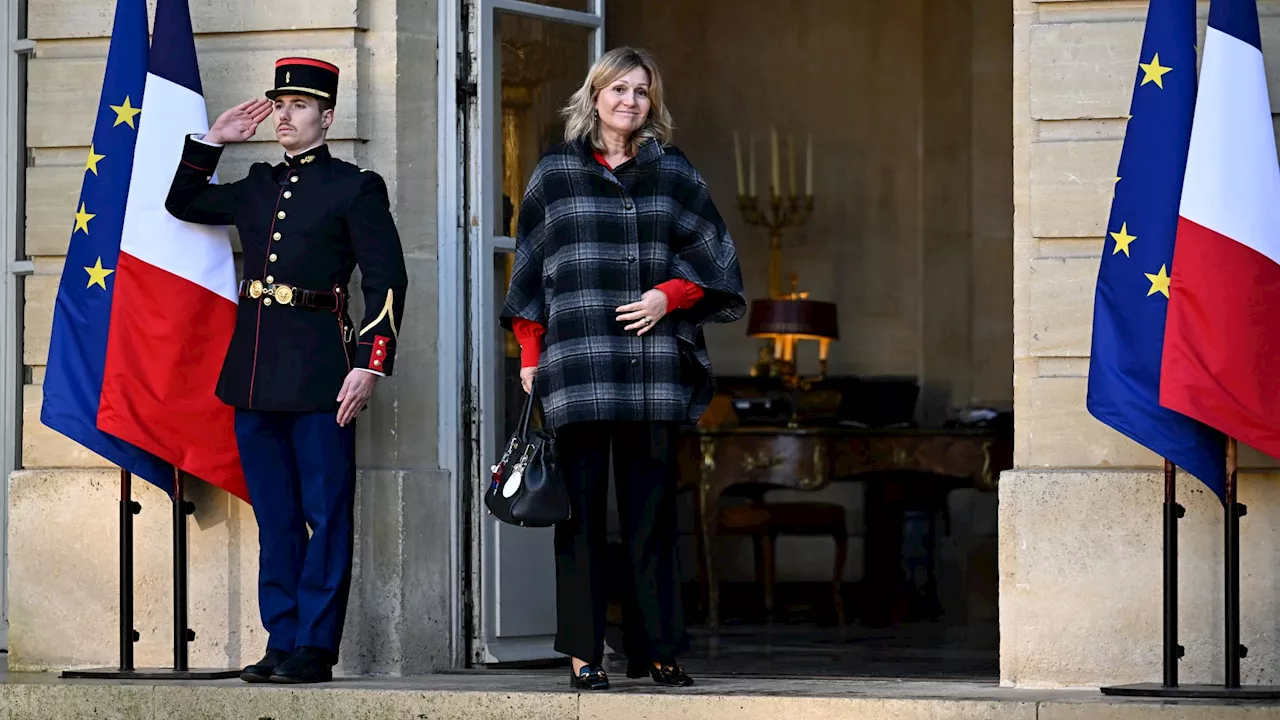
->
xmin=642 ymin=317 xmax=650 ymax=325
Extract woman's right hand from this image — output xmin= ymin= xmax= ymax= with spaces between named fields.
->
xmin=205 ymin=99 xmax=273 ymax=145
xmin=520 ymin=367 xmax=537 ymax=395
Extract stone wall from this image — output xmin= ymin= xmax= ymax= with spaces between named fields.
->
xmin=1007 ymin=0 xmax=1280 ymax=687
xmin=11 ymin=0 xmax=451 ymax=674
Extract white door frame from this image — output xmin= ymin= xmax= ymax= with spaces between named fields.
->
xmin=439 ymin=0 xmax=604 ymax=665
xmin=1 ymin=0 xmax=33 ymax=650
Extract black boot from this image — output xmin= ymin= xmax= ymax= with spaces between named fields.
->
xmin=239 ymin=648 xmax=291 ymax=683
xmin=269 ymin=646 xmax=334 ymax=684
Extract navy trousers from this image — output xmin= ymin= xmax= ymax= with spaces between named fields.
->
xmin=234 ymin=409 xmax=356 ymax=656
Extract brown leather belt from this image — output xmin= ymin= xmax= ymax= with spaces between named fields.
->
xmin=238 ymin=279 xmax=344 ymax=313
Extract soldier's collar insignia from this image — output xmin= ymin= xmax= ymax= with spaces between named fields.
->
xmin=300 ymin=154 xmax=316 ymax=165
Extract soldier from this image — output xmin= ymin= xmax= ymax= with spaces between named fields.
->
xmin=165 ymin=57 xmax=407 ymax=684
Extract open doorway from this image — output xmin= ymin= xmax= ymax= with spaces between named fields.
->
xmin=465 ymin=0 xmax=1013 ymax=680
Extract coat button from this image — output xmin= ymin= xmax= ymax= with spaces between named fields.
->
xmin=265 ymin=275 xmax=274 ymax=284
xmin=624 ymin=201 xmax=633 ymax=210
xmin=290 ymin=176 xmax=299 ymax=183
xmin=264 ymin=297 xmax=273 ymax=306
xmin=628 ymin=255 xmax=637 ymax=263
xmin=283 ymin=191 xmax=292 ymax=199
xmin=630 ymin=358 xmax=639 ymax=367
xmin=277 ymin=211 xmax=286 ymax=220
xmin=269 ymin=253 xmax=278 ymax=262
xmin=373 ymin=359 xmax=382 ymax=367
xmin=273 ymin=232 xmax=282 ymax=241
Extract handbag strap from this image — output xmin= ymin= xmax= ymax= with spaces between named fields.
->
xmin=517 ymin=378 xmax=537 ymax=438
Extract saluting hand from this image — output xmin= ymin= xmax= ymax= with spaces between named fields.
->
xmin=336 ymin=370 xmax=378 ymax=427
xmin=205 ymin=99 xmax=273 ymax=145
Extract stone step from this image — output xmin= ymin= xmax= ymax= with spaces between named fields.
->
xmin=4 ymin=672 xmax=1280 ymax=720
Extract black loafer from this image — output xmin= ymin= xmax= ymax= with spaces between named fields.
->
xmin=648 ymin=663 xmax=694 ymax=687
xmin=569 ymin=665 xmax=610 ymax=690
xmin=240 ymin=648 xmax=291 ymax=683
xmin=269 ymin=646 xmax=334 ymax=684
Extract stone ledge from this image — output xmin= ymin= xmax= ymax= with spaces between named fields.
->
xmin=1000 ymin=468 xmax=1280 ymax=688
xmin=3 ymin=674 xmax=1280 ymax=720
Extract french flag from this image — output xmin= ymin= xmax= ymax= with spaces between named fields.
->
xmin=96 ymin=0 xmax=247 ymax=501
xmin=1160 ymin=0 xmax=1280 ymax=460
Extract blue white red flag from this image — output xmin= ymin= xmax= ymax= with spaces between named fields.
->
xmin=43 ymin=0 xmax=247 ymax=501
xmin=1159 ymin=0 xmax=1280 ymax=470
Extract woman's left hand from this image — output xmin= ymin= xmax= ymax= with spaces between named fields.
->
xmin=616 ymin=289 xmax=668 ymax=336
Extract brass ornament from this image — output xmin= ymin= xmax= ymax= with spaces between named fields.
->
xmin=248 ymin=280 xmax=263 ymax=299
xmin=273 ymin=285 xmax=294 ymax=305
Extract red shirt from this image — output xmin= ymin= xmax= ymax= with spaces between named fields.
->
xmin=512 ymin=151 xmax=704 ymax=368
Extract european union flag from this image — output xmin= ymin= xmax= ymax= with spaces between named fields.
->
xmin=1086 ymin=0 xmax=1226 ymax=499
xmin=40 ymin=0 xmax=174 ymax=493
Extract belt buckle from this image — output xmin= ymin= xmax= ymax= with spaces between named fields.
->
xmin=272 ymin=284 xmax=295 ymax=306
xmin=248 ymin=280 xmax=264 ymax=299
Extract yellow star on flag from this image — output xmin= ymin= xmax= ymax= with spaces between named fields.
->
xmin=85 ymin=145 xmax=106 ymax=175
xmin=1110 ymin=222 xmax=1137 ymax=256
xmin=1140 ymin=53 xmax=1173 ymax=89
xmin=1145 ymin=264 xmax=1171 ymax=298
xmin=109 ymin=96 xmax=142 ymax=128
xmin=84 ymin=257 xmax=114 ymax=290
xmin=73 ymin=203 xmax=95 ymax=235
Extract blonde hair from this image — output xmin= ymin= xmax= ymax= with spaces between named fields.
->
xmin=561 ymin=47 xmax=674 ymax=155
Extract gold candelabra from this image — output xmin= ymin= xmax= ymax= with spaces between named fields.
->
xmin=737 ymin=193 xmax=815 ymax=300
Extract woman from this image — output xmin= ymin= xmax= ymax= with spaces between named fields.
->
xmin=501 ymin=47 xmax=745 ymax=690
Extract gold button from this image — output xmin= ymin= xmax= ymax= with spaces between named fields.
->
xmin=277 ymin=211 xmax=286 ymax=220
xmin=373 ymin=360 xmax=382 ymax=367
xmin=264 ymin=297 xmax=273 ymax=306
xmin=273 ymin=232 xmax=281 ymax=241
xmin=283 ymin=191 xmax=292 ymax=199
xmin=269 ymin=253 xmax=278 ymax=262
xmin=376 ymin=350 xmax=384 ymax=357
xmin=290 ymin=176 xmax=298 ymax=183
xmin=265 ymin=275 xmax=274 ymax=284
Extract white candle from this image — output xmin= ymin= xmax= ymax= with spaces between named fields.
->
xmin=805 ymin=134 xmax=813 ymax=196
xmin=749 ymin=135 xmax=757 ymax=197
xmin=734 ymin=132 xmax=744 ymax=196
xmin=770 ymin=127 xmax=780 ymax=197
xmin=787 ymin=135 xmax=796 ymax=196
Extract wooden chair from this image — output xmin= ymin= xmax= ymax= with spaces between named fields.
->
xmin=717 ymin=500 xmax=848 ymax=626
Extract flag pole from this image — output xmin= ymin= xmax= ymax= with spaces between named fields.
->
xmin=1225 ymin=438 xmax=1243 ymax=688
xmin=172 ymin=468 xmax=191 ymax=672
xmin=1163 ymin=459 xmax=1183 ymax=687
xmin=120 ymin=469 xmax=141 ymax=672
xmin=1101 ymin=451 xmax=1280 ymax=698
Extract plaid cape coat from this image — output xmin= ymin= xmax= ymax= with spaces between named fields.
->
xmin=500 ymin=138 xmax=746 ymax=430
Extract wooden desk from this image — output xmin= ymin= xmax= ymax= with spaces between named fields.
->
xmin=677 ymin=426 xmax=1010 ymax=629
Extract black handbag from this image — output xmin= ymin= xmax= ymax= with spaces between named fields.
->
xmin=485 ymin=383 xmax=570 ymax=527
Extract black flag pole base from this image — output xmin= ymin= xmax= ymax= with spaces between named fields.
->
xmin=61 ymin=470 xmax=240 ymax=681
xmin=1101 ymin=683 xmax=1280 ymax=700
xmin=60 ymin=667 xmax=241 ymax=681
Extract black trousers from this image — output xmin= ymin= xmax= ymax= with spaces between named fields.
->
xmin=554 ymin=421 xmax=688 ymax=666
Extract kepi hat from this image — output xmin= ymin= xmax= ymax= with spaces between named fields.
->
xmin=265 ymin=57 xmax=339 ymax=104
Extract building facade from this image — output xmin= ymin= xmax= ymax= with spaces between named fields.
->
xmin=4 ymin=0 xmax=1274 ymax=687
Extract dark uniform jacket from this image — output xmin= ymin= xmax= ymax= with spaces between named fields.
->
xmin=500 ymin=138 xmax=746 ymax=430
xmin=166 ymin=137 xmax=408 ymax=412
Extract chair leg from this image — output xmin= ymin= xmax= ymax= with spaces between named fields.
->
xmin=762 ymin=533 xmax=777 ymax=623
xmin=832 ymin=530 xmax=848 ymax=627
